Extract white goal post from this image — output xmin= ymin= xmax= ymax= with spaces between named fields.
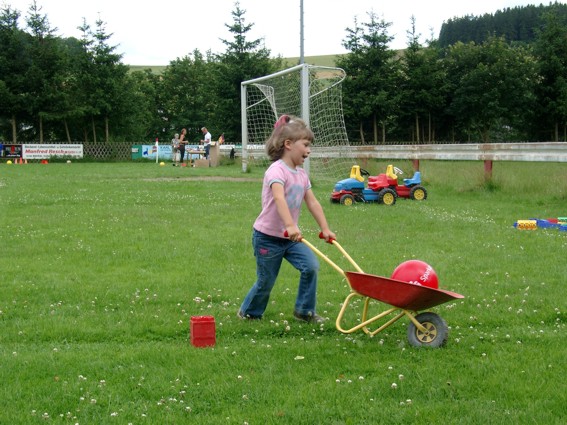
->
xmin=240 ymin=63 xmax=352 ymax=181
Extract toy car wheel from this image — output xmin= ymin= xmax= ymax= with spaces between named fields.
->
xmin=407 ymin=312 xmax=448 ymax=348
xmin=340 ymin=194 xmax=355 ymax=206
xmin=378 ymin=188 xmax=396 ymax=205
xmin=410 ymin=185 xmax=427 ymax=201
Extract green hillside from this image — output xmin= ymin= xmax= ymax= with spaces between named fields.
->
xmin=128 ymin=54 xmax=341 ymax=73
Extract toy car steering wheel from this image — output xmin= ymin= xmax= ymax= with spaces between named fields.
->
xmin=360 ymin=168 xmax=370 ymax=176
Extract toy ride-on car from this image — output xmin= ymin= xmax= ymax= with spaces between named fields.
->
xmin=330 ymin=164 xmax=427 ymax=206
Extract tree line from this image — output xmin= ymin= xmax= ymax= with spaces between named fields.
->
xmin=438 ymin=2 xmax=567 ymax=48
xmin=2 ymin=1 xmax=567 ymax=146
xmin=0 ymin=1 xmax=282 ymax=146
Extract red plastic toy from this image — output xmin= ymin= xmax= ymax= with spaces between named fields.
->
xmin=330 ymin=165 xmax=427 ymax=206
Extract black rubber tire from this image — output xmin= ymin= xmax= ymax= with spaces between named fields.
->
xmin=378 ymin=188 xmax=396 ymax=205
xmin=407 ymin=312 xmax=448 ymax=348
xmin=340 ymin=194 xmax=355 ymax=206
xmin=410 ymin=185 xmax=427 ymax=201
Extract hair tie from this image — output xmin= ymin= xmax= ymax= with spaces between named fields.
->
xmin=274 ymin=115 xmax=290 ymax=129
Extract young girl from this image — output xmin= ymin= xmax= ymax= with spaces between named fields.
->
xmin=238 ymin=115 xmax=336 ymax=323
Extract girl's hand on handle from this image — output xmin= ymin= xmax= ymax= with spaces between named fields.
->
xmin=285 ymin=225 xmax=302 ymax=242
xmin=319 ymin=229 xmax=336 ymax=244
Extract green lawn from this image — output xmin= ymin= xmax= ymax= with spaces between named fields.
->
xmin=0 ymin=160 xmax=565 ymax=424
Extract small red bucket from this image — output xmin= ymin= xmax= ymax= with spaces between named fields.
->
xmin=190 ymin=316 xmax=216 ymax=347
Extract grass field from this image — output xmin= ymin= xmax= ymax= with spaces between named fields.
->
xmin=1 ymin=159 xmax=565 ymax=424
xmin=128 ymin=54 xmax=342 ymax=74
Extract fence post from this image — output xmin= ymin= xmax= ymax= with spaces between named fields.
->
xmin=484 ymin=160 xmax=493 ymax=180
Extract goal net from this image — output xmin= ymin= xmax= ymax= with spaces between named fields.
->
xmin=241 ymin=64 xmax=352 ymax=182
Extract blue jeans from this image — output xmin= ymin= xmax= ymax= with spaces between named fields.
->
xmin=240 ymin=229 xmax=320 ymax=318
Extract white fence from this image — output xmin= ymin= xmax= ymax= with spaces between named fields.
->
xmin=308 ymin=142 xmax=567 ymax=162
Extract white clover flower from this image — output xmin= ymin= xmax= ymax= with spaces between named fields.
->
xmin=391 ymin=383 xmax=398 ymax=389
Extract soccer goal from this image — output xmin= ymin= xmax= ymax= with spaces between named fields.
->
xmin=241 ymin=63 xmax=352 ymax=182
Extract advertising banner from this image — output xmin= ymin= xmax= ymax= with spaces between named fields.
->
xmin=22 ymin=144 xmax=83 ymax=159
xmin=141 ymin=144 xmax=172 ymax=160
xmin=1 ymin=144 xmax=22 ymax=158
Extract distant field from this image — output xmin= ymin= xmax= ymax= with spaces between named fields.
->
xmin=128 ymin=54 xmax=341 ymax=73
xmin=128 ymin=64 xmax=168 ymax=73
xmin=282 ymin=54 xmax=341 ymax=67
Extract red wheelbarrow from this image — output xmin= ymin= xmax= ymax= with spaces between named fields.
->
xmin=300 ymin=234 xmax=464 ymax=347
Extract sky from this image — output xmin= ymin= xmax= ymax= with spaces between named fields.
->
xmin=5 ymin=0 xmax=564 ymax=65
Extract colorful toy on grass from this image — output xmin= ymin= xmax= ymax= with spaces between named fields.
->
xmin=330 ymin=164 xmax=427 ymax=206
xmin=513 ymin=218 xmax=567 ymax=231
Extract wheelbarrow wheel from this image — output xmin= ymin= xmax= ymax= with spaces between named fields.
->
xmin=407 ymin=312 xmax=448 ymax=348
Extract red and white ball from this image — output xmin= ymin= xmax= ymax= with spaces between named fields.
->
xmin=391 ymin=260 xmax=439 ymax=289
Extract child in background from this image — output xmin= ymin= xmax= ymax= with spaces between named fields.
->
xmin=171 ymin=133 xmax=180 ymax=166
xmin=238 ymin=115 xmax=336 ymax=323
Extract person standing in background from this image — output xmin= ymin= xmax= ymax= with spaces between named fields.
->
xmin=178 ymin=128 xmax=188 ymax=165
xmin=171 ymin=133 xmax=180 ymax=166
xmin=200 ymin=127 xmax=212 ymax=159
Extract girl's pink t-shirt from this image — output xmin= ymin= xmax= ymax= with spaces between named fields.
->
xmin=253 ymin=159 xmax=311 ymax=238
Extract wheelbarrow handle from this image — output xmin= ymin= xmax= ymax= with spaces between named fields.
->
xmin=318 ymin=233 xmax=364 ymax=273
xmin=285 ymin=231 xmax=345 ymax=277
xmin=318 ymin=231 xmax=335 ymax=244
